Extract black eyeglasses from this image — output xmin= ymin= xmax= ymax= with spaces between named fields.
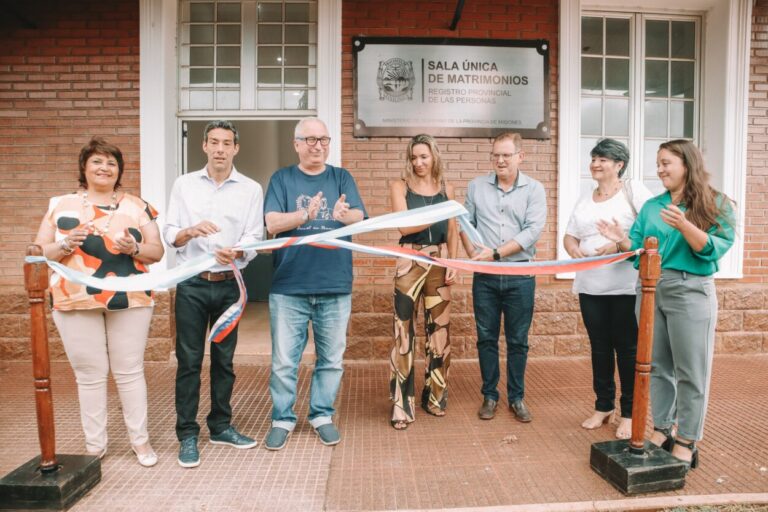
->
xmin=296 ymin=136 xmax=331 ymax=146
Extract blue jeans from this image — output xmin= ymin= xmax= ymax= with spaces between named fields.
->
xmin=269 ymin=293 xmax=351 ymax=431
xmin=472 ymin=273 xmax=535 ymax=403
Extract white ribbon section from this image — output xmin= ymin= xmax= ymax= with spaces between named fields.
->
xmin=27 ymin=201 xmax=469 ymax=292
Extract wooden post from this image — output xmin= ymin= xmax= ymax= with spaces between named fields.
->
xmin=24 ymin=244 xmax=58 ymax=473
xmin=629 ymin=237 xmax=661 ymax=454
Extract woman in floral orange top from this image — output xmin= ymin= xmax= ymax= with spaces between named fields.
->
xmin=34 ymin=137 xmax=164 ymax=467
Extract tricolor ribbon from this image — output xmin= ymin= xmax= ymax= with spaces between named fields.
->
xmin=206 ymin=264 xmax=247 ymax=344
xmin=26 ymin=200 xmax=641 ymax=342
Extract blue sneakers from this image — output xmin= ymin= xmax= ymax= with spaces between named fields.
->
xmin=264 ymin=427 xmax=291 ymax=451
xmin=314 ymin=424 xmax=341 ymax=446
xmin=178 ymin=436 xmax=200 ymax=468
xmin=209 ymin=426 xmax=258 ymax=449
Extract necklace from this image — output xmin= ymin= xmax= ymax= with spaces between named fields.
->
xmin=82 ymin=191 xmax=118 ymax=236
xmin=595 ymin=182 xmax=620 ymax=198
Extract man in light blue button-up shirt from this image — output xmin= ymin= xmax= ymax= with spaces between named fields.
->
xmin=460 ymin=132 xmax=546 ymax=424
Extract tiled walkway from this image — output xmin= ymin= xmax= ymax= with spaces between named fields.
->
xmin=1 ymin=356 xmax=767 ymax=511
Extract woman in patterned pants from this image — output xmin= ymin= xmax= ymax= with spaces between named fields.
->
xmin=388 ymin=134 xmax=458 ymax=430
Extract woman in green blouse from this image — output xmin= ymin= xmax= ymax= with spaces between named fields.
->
xmin=600 ymin=140 xmax=735 ymax=470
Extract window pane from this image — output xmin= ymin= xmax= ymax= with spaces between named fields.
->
xmin=217 ymin=90 xmax=240 ymax=109
xmin=258 ymin=24 xmax=282 ymax=44
xmin=190 ymin=3 xmax=214 ymax=22
xmin=284 ymin=89 xmax=309 ymax=109
xmin=605 ymin=98 xmax=629 ymax=136
xmin=217 ymin=46 xmax=241 ymax=66
xmin=605 ymin=18 xmax=630 ymax=57
xmin=643 ymin=140 xmax=666 ymax=194
xmin=258 ymin=46 xmax=283 ymax=65
xmin=257 ymin=90 xmax=282 ymax=109
xmin=605 ymin=58 xmax=629 ymax=96
xmin=581 ymin=17 xmax=603 ymax=55
xmin=581 ymin=57 xmax=602 ymax=93
xmin=581 ymin=97 xmax=602 ymax=135
xmin=190 ymin=68 xmax=213 ymax=85
xmin=216 ymin=68 xmax=240 ymax=84
xmin=285 ymin=25 xmax=309 ymax=44
xmin=285 ymin=3 xmax=310 ymax=22
xmin=285 ymin=68 xmax=308 ymax=86
xmin=284 ymin=46 xmax=308 ymax=66
xmin=217 ymin=25 xmax=241 ymax=44
xmin=644 ymin=100 xmax=668 ymax=137
xmin=671 ymin=21 xmax=695 ymax=59
xmin=258 ymin=68 xmax=281 ymax=86
xmin=190 ymin=90 xmax=214 ymax=109
xmin=645 ymin=60 xmax=668 ymax=97
xmin=217 ymin=3 xmax=241 ymax=22
xmin=645 ymin=20 xmax=669 ymax=58
xmin=258 ymin=2 xmax=282 ymax=22
xmin=671 ymin=61 xmax=695 ymax=98
xmin=190 ymin=25 xmax=214 ymax=44
xmin=670 ymin=101 xmax=694 ymax=138
xmin=190 ymin=46 xmax=214 ymax=66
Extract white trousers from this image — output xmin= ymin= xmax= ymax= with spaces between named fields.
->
xmin=53 ymin=307 xmax=153 ymax=452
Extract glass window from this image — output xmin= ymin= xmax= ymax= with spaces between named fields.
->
xmin=579 ymin=13 xmax=699 ymax=189
xmin=180 ymin=0 xmax=318 ymax=113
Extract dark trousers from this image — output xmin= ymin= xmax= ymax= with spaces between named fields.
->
xmin=175 ymin=276 xmax=240 ymax=441
xmin=473 ymin=273 xmax=535 ymax=403
xmin=579 ymin=293 xmax=638 ymax=418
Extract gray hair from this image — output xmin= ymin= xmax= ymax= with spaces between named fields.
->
xmin=203 ymin=120 xmax=239 ymax=145
xmin=591 ymin=138 xmax=630 ymax=177
xmin=294 ymin=117 xmax=327 ymax=138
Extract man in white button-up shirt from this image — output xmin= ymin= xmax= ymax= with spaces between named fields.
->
xmin=163 ymin=120 xmax=264 ymax=468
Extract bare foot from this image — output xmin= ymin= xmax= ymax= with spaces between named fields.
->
xmin=581 ymin=410 xmax=614 ymax=429
xmin=615 ymin=417 xmax=632 ymax=439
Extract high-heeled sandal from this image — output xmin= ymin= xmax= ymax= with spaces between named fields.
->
xmin=651 ymin=426 xmax=674 ymax=452
xmin=421 ymin=402 xmax=446 ymax=417
xmin=672 ymin=438 xmax=699 ymax=469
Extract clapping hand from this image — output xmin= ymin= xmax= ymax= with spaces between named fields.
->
xmin=115 ymin=228 xmax=138 ymax=255
xmin=307 ymin=192 xmax=323 ymax=220
xmin=333 ymin=193 xmax=350 ymax=222
xmin=660 ymin=204 xmax=688 ymax=231
xmin=596 ymin=218 xmax=626 ymax=243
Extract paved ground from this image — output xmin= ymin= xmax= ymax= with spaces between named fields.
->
xmin=1 ymin=356 xmax=767 ymax=511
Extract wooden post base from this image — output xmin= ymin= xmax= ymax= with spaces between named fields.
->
xmin=590 ymin=440 xmax=688 ymax=495
xmin=0 ymin=454 xmax=101 ymax=510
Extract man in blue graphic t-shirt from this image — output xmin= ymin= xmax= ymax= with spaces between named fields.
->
xmin=263 ymin=117 xmax=367 ymax=450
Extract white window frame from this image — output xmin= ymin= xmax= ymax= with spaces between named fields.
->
xmin=139 ymin=0 xmax=342 ymax=271
xmin=558 ymin=0 xmax=751 ymax=279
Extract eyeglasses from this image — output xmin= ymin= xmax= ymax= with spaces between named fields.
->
xmin=490 ymin=151 xmax=521 ymax=161
xmin=296 ymin=136 xmax=331 ymax=146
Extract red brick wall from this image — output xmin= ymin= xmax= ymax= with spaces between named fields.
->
xmin=0 ymin=0 xmax=140 ymax=288
xmin=0 ymin=1 xmax=172 ymax=361
xmin=342 ymin=0 xmax=561 ymax=287
xmin=746 ymin=0 xmax=768 ymax=282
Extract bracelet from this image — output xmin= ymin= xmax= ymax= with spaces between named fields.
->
xmin=59 ymin=238 xmax=74 ymax=255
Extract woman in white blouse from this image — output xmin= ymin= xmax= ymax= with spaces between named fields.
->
xmin=563 ymin=139 xmax=652 ymax=439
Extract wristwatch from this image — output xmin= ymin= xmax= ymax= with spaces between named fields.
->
xmin=492 ymin=248 xmax=501 ymax=261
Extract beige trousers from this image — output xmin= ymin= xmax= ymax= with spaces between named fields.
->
xmin=53 ymin=307 xmax=153 ymax=452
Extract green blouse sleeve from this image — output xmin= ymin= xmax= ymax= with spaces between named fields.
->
xmin=692 ymin=196 xmax=735 ymax=262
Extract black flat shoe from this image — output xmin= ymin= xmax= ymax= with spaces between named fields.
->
xmin=672 ymin=438 xmax=699 ymax=470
